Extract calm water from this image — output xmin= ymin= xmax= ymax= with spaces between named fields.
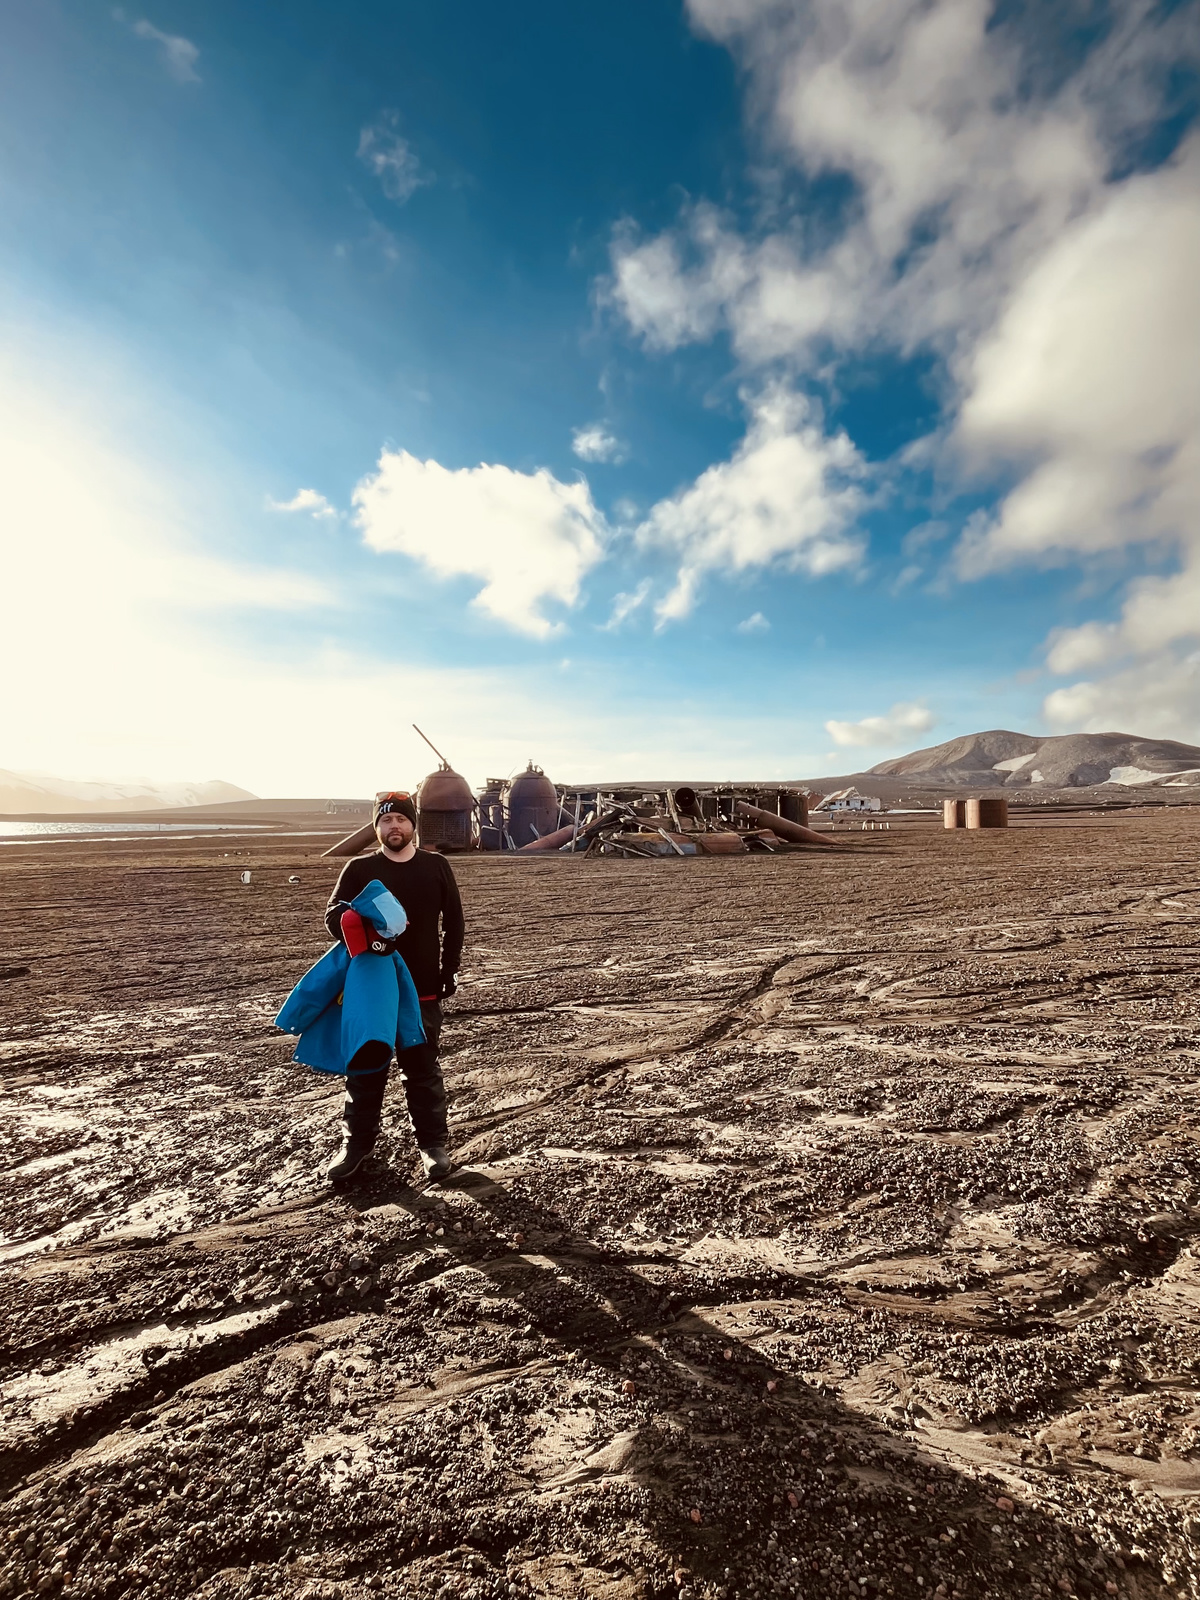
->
xmin=0 ymin=820 xmax=271 ymax=840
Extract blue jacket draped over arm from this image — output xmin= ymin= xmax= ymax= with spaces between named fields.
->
xmin=274 ymin=880 xmax=425 ymax=1075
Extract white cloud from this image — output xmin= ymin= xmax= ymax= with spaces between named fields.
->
xmin=128 ymin=17 xmax=200 ymax=82
xmin=353 ymin=389 xmax=862 ymax=639
xmin=945 ymin=138 xmax=1200 ymax=742
xmin=612 ymin=2 xmax=1107 ymax=363
xmin=602 ymin=580 xmax=651 ymax=630
xmin=606 ymin=0 xmax=1199 ymax=740
xmin=638 ymin=385 xmax=865 ymax=623
xmin=609 ymin=206 xmax=752 ymax=351
xmin=1041 ymin=581 xmax=1200 ymax=739
xmin=1043 ymin=652 xmax=1200 ymax=743
xmin=1045 ymin=622 xmax=1120 ymax=677
xmin=613 ymin=0 xmax=1190 ymax=369
xmin=902 ymin=520 xmax=949 ymax=557
xmin=571 ymin=423 xmax=626 ymax=464
xmin=267 ymin=487 xmax=338 ymax=520
xmin=890 ymin=564 xmax=923 ymax=593
xmin=954 ymin=142 xmax=1200 ymax=578
xmin=737 ymin=611 xmax=769 ymax=633
xmin=612 ymin=205 xmax=859 ymax=366
xmin=352 ymin=449 xmax=606 ymax=637
xmin=825 ymin=701 xmax=935 ymax=749
xmin=358 ymin=113 xmax=428 ymax=203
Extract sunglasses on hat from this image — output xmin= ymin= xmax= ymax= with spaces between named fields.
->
xmin=374 ymin=790 xmax=415 ymax=820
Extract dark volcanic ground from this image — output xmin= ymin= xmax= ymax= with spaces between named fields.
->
xmin=2 ymin=815 xmax=1200 ymax=1600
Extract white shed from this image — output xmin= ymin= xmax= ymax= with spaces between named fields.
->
xmin=812 ymin=786 xmax=883 ymax=814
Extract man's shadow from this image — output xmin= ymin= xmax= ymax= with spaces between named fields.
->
xmin=327 ymin=1157 xmax=1129 ymax=1600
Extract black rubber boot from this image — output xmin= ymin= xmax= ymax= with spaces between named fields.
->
xmin=326 ymin=1127 xmax=372 ymax=1183
xmin=418 ymin=1146 xmax=453 ymax=1182
xmin=326 ymin=1058 xmax=389 ymax=1183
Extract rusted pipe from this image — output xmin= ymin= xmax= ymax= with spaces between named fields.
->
xmin=516 ymin=821 xmax=577 ymax=853
xmin=733 ymin=801 xmax=836 ymax=848
xmin=516 ymin=807 xmax=624 ymax=853
xmin=322 ymin=822 xmax=378 ymax=859
xmin=695 ymin=831 xmax=747 ymax=854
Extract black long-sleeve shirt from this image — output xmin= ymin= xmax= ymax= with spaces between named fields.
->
xmin=325 ymin=849 xmax=464 ymax=1000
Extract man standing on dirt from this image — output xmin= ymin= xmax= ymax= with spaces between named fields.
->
xmin=323 ymin=792 xmax=464 ymax=1185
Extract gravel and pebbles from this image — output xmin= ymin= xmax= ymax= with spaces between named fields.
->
xmin=2 ymin=813 xmax=1199 ymax=1598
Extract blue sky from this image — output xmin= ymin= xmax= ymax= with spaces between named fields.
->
xmin=1 ymin=0 xmax=1197 ymax=795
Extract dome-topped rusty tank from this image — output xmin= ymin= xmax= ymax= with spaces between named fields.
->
xmin=505 ymin=762 xmax=559 ymax=847
xmin=417 ymin=765 xmax=476 ymax=853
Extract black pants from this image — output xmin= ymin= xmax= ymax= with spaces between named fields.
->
xmin=344 ymin=1002 xmax=448 ymax=1149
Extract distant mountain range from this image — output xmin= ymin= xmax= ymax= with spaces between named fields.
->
xmin=6 ymin=728 xmax=1198 ymax=817
xmin=0 ymin=770 xmax=257 ymax=815
xmin=812 ymin=730 xmax=1200 ymax=797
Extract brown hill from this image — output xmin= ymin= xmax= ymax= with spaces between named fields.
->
xmin=866 ymin=729 xmax=1200 ymax=789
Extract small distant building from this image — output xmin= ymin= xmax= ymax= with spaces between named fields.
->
xmin=812 ymin=787 xmax=883 ymax=814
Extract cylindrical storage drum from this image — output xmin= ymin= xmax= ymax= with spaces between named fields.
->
xmin=944 ymin=798 xmax=966 ymax=829
xmin=780 ymin=791 xmax=809 ymax=827
xmin=978 ymin=797 xmax=1008 ymax=829
xmin=965 ymin=796 xmax=1008 ymax=829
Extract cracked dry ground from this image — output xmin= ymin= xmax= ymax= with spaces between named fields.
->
xmin=2 ymin=817 xmax=1200 ymax=1600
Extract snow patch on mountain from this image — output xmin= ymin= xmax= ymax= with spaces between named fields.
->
xmin=1107 ymin=766 xmax=1172 ymax=785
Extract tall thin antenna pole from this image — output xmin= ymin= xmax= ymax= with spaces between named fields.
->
xmin=412 ymin=724 xmax=453 ymax=769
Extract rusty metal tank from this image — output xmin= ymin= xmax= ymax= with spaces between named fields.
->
xmin=417 ymin=765 xmax=476 ymax=853
xmin=477 ymin=778 xmax=506 ymax=851
xmin=505 ymin=762 xmax=559 ymax=847
xmin=779 ymin=790 xmax=809 ymax=827
xmin=965 ymin=796 xmax=1008 ymax=830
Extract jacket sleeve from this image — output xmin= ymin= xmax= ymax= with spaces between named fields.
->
xmin=324 ymin=861 xmax=363 ymax=944
xmin=440 ymin=860 xmax=465 ymax=976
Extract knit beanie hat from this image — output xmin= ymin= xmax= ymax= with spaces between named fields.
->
xmin=373 ymin=791 xmax=418 ymax=829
